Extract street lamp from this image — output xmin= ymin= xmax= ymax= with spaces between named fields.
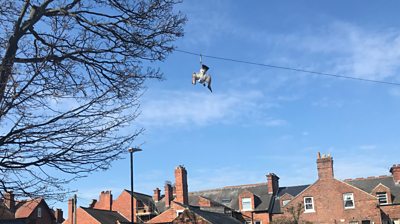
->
xmin=128 ymin=147 xmax=142 ymax=224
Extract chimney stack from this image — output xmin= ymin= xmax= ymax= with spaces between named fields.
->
xmin=68 ymin=198 xmax=74 ymax=224
xmin=4 ymin=191 xmax=15 ymax=212
xmin=164 ymin=182 xmax=173 ymax=208
xmin=390 ymin=164 xmax=400 ymax=184
xmin=317 ymin=152 xmax=334 ymax=180
xmin=54 ymin=208 xmax=64 ymax=223
xmin=94 ymin=191 xmax=113 ymax=210
xmin=174 ymin=165 xmax=188 ymax=205
xmin=153 ymin=188 xmax=161 ymax=202
xmin=267 ymin=173 xmax=280 ymax=195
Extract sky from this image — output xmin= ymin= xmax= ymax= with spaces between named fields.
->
xmin=55 ymin=0 xmax=400 ymax=211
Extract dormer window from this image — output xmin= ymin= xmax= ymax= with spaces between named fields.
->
xmin=241 ymin=198 xmax=252 ymax=211
xmin=377 ymin=192 xmax=388 ymax=205
xmin=282 ymin=200 xmax=290 ymax=207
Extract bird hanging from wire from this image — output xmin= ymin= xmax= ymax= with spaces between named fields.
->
xmin=192 ymin=64 xmax=212 ymax=92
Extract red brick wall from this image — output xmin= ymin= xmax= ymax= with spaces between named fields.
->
xmin=276 ymin=179 xmax=382 ymax=224
xmin=381 ymin=204 xmax=400 ymax=221
xmin=174 ymin=166 xmax=188 ymax=205
xmin=280 ymin=193 xmax=294 ymax=208
xmin=197 ymin=196 xmax=211 ymax=207
xmin=112 ymin=190 xmax=135 ymax=222
xmin=64 ymin=207 xmax=100 ymax=224
xmin=316 ymin=155 xmax=334 ymax=180
xmin=371 ymin=184 xmax=392 ymax=204
xmin=240 ymin=211 xmax=270 ymax=224
xmin=238 ymin=190 xmax=255 ymax=211
xmin=147 ymin=202 xmax=185 ymax=223
xmin=93 ymin=191 xmax=112 ymax=210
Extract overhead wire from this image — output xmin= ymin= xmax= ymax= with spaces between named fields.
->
xmin=175 ymin=49 xmax=400 ymax=87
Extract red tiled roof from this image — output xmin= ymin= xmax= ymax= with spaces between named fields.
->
xmin=15 ymin=198 xmax=42 ymax=218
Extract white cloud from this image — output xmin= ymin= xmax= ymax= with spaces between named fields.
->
xmin=297 ymin=22 xmax=400 ymax=81
xmin=138 ymin=90 xmax=287 ymax=128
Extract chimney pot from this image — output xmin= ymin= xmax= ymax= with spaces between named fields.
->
xmin=390 ymin=164 xmax=400 ymax=184
xmin=317 ymin=153 xmax=334 ymax=179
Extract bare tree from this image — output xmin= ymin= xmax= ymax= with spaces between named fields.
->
xmin=271 ymin=203 xmax=310 ymax=224
xmin=0 ymin=0 xmax=185 ymax=200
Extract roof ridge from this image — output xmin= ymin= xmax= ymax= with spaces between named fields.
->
xmin=278 ymin=184 xmax=310 ymax=189
xmin=190 ymin=182 xmax=266 ymax=194
xmin=343 ymin=175 xmax=391 ymax=182
xmin=125 ymin=189 xmax=152 ymax=197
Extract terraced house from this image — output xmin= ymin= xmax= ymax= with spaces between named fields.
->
xmin=65 ymin=154 xmax=400 ymax=224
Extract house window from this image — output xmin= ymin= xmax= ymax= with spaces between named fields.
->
xmin=282 ymin=200 xmax=290 ymax=207
xmin=377 ymin=192 xmax=388 ymax=205
xmin=37 ymin=207 xmax=42 ymax=218
xmin=176 ymin=210 xmax=184 ymax=217
xmin=241 ymin=198 xmax=252 ymax=211
xmin=343 ymin=193 xmax=355 ymax=209
xmin=221 ymin=198 xmax=231 ymax=205
xmin=361 ymin=220 xmax=371 ymax=224
xmin=303 ymin=197 xmax=314 ymax=212
xmin=254 ymin=221 xmax=262 ymax=224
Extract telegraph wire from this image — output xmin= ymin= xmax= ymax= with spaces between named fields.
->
xmin=175 ymin=49 xmax=400 ymax=87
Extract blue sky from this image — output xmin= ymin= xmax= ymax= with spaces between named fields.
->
xmin=56 ymin=0 xmax=400 ymax=211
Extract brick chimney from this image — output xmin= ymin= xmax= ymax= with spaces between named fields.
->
xmin=94 ymin=191 xmax=113 ymax=210
xmin=164 ymin=182 xmax=173 ymax=208
xmin=68 ymin=198 xmax=73 ymax=224
xmin=4 ymin=191 xmax=15 ymax=212
xmin=390 ymin=164 xmax=400 ymax=184
xmin=174 ymin=165 xmax=188 ymax=205
xmin=317 ymin=152 xmax=334 ymax=180
xmin=54 ymin=208 xmax=64 ymax=223
xmin=153 ymin=188 xmax=161 ymax=202
xmin=267 ymin=173 xmax=280 ymax=195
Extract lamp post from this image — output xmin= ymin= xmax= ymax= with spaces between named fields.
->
xmin=128 ymin=147 xmax=142 ymax=224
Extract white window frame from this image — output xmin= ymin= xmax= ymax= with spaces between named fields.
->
xmin=37 ymin=207 xmax=42 ymax=218
xmin=241 ymin=197 xmax=252 ymax=211
xmin=376 ymin=192 xmax=388 ymax=205
xmin=343 ymin=193 xmax=355 ymax=209
xmin=254 ymin=221 xmax=262 ymax=224
xmin=176 ymin=209 xmax=184 ymax=217
xmin=282 ymin=200 xmax=290 ymax=207
xmin=303 ymin=197 xmax=315 ymax=213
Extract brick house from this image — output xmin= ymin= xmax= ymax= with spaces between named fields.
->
xmin=146 ymin=154 xmax=400 ymax=224
xmin=65 ymin=154 xmax=400 ymax=224
xmin=0 ymin=192 xmax=64 ymax=224
xmin=147 ymin=166 xmax=244 ymax=224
